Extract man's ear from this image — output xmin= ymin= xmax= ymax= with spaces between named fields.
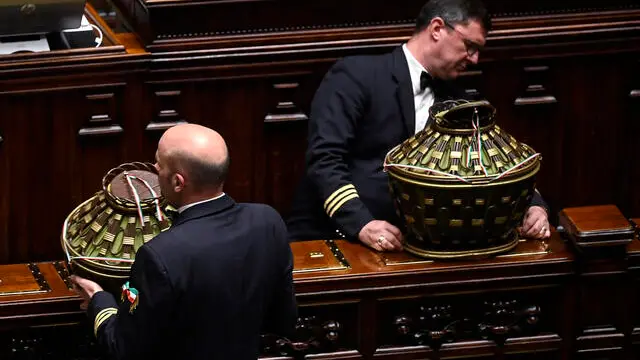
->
xmin=173 ymin=173 xmax=186 ymax=192
xmin=430 ymin=17 xmax=446 ymax=41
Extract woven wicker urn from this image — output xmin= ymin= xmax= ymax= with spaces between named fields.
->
xmin=385 ymin=100 xmax=541 ymax=259
xmin=61 ymin=162 xmax=173 ymax=292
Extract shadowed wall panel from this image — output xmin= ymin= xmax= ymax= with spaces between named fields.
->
xmin=0 ymin=2 xmax=638 ymax=265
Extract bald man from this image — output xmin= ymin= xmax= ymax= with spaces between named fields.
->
xmin=70 ymin=124 xmax=297 ymax=360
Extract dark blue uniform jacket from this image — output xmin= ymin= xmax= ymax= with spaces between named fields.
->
xmin=287 ymin=46 xmax=546 ymax=240
xmin=88 ymin=195 xmax=297 ymax=360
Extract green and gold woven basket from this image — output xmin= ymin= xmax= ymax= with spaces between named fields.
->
xmin=61 ymin=162 xmax=173 ymax=292
xmin=385 ymin=100 xmax=541 ymax=259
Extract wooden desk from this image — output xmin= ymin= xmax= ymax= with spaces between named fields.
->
xmin=287 ymin=235 xmax=572 ymax=359
xmin=1 ymin=226 xmax=638 ymax=359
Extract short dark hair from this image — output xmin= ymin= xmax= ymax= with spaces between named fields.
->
xmin=173 ymin=151 xmax=230 ymax=192
xmin=415 ymin=0 xmax=491 ymax=34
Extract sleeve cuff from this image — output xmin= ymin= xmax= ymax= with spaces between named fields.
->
xmin=335 ymin=202 xmax=374 ymax=240
xmin=529 ymin=189 xmax=549 ymax=213
xmin=324 ymin=184 xmax=359 ymax=218
xmin=88 ymin=291 xmax=118 ymax=320
xmin=93 ymin=307 xmax=118 ymax=337
xmin=88 ymin=291 xmax=119 ymax=338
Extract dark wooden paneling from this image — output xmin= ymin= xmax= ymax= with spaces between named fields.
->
xmin=0 ymin=89 xmax=123 ymax=263
xmin=1 ymin=0 xmax=639 ymax=295
xmin=375 ymin=288 xmax=564 ymax=358
xmin=141 ymin=71 xmax=324 ymax=216
xmin=109 ymin=0 xmax=640 ymax=47
xmin=628 ymin=233 xmax=640 ymax=360
xmin=1 ymin=2 xmax=637 ymax=359
xmin=0 ymin=77 xmax=145 ymax=264
xmin=627 ymin=61 xmax=640 ymax=219
xmin=556 ymin=57 xmax=631 ymax=213
xmin=480 ymin=61 xmax=564 ymax=221
xmin=0 ymin=96 xmax=8 ymax=264
xmin=480 ymin=55 xmax=637 ymax=219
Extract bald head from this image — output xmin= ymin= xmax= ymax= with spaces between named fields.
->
xmin=159 ymin=124 xmax=228 ymax=164
xmin=156 ymin=124 xmax=230 ymax=200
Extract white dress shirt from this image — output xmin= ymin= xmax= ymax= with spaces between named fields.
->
xmin=178 ymin=192 xmax=226 ymax=213
xmin=402 ymin=44 xmax=435 ymax=134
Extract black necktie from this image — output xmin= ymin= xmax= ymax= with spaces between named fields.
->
xmin=420 ymin=71 xmax=433 ymax=92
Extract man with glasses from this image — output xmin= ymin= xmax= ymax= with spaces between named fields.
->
xmin=287 ymin=0 xmax=551 ymax=251
xmin=443 ymin=19 xmax=484 ymax=58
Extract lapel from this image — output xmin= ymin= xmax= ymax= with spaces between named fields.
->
xmin=171 ymin=194 xmax=236 ymax=227
xmin=391 ymin=46 xmax=415 ymax=137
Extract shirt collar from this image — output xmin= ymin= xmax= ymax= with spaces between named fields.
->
xmin=402 ymin=43 xmax=429 ymax=96
xmin=177 ymin=192 xmax=226 ymax=213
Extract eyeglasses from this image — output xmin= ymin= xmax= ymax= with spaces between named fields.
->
xmin=442 ymin=20 xmax=484 ymax=57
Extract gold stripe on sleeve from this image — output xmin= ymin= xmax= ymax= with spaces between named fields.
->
xmin=323 ymin=184 xmax=355 ymax=211
xmin=328 ymin=193 xmax=359 ymax=218
xmin=326 ymin=189 xmax=357 ymax=214
xmin=94 ymin=308 xmax=118 ymax=337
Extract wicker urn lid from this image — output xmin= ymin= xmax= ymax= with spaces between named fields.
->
xmin=61 ymin=162 xmax=173 ymax=281
xmin=385 ymin=100 xmax=540 ymax=183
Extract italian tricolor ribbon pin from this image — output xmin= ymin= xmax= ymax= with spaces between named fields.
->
xmin=121 ymin=281 xmax=139 ymax=313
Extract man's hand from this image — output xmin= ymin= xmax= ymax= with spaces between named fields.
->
xmin=70 ymin=275 xmax=104 ymax=310
xmin=359 ymin=220 xmax=404 ymax=251
xmin=519 ymin=205 xmax=551 ymax=239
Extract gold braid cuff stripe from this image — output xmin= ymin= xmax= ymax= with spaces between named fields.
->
xmin=324 ymin=184 xmax=359 ymax=218
xmin=328 ymin=193 xmax=358 ymax=218
xmin=94 ymin=307 xmax=118 ymax=337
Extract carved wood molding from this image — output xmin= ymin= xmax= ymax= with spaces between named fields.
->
xmin=115 ymin=0 xmax=640 ymax=44
xmin=142 ymin=8 xmax=640 ymax=55
xmin=457 ymin=70 xmax=483 ymax=99
xmin=261 ymin=316 xmax=342 ymax=357
xmin=576 ymin=326 xmax=625 ymax=354
xmin=391 ymin=299 xmax=543 ymax=349
xmin=157 ymin=9 xmax=640 ymax=39
xmin=632 ymin=327 xmax=640 ymax=344
xmin=146 ymin=88 xmax=188 ymax=131
xmin=514 ymin=66 xmax=558 ymax=107
xmin=264 ymin=81 xmax=308 ymax=124
xmin=147 ymin=22 xmax=640 ymax=69
xmin=376 ymin=334 xmax=562 ymax=357
xmin=79 ymin=84 xmax=126 ymax=137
